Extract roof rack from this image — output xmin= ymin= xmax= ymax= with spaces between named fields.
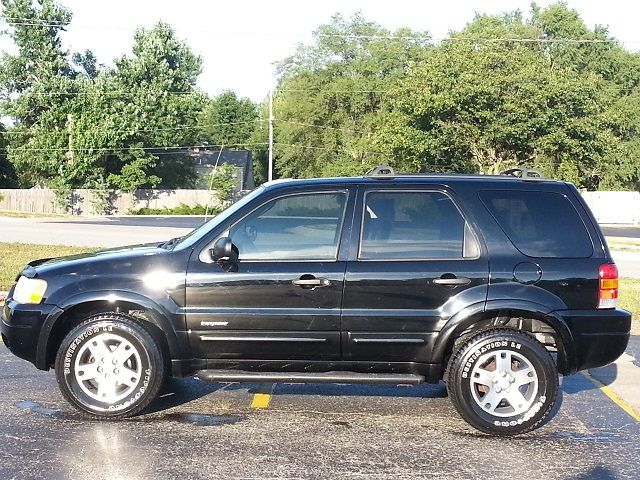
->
xmin=499 ymin=168 xmax=545 ymax=180
xmin=365 ymin=165 xmax=396 ymax=179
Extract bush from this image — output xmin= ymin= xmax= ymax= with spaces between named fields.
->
xmin=128 ymin=203 xmax=221 ymax=216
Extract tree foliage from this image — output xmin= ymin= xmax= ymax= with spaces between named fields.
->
xmin=0 ymin=3 xmax=205 ymax=195
xmin=200 ymin=91 xmax=258 ymax=148
xmin=273 ymin=13 xmax=431 ymax=178
xmin=271 ymin=6 xmax=640 ymax=190
xmin=1 ymin=1 xmax=640 ymax=195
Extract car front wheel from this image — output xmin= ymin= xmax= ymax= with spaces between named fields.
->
xmin=446 ymin=328 xmax=559 ymax=436
xmin=55 ymin=313 xmax=165 ymax=418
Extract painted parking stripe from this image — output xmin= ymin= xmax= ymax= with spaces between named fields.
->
xmin=582 ymin=371 xmax=640 ymax=422
xmin=251 ymin=383 xmax=275 ymax=409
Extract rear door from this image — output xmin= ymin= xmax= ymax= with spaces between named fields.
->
xmin=342 ymin=186 xmax=489 ymax=363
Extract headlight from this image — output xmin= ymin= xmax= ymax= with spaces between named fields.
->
xmin=13 ymin=277 xmax=48 ymax=304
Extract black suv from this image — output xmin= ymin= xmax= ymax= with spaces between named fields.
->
xmin=1 ymin=167 xmax=631 ymax=435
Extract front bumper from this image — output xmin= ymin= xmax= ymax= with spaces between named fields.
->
xmin=2 ymin=298 xmax=63 ymax=369
xmin=556 ymin=308 xmax=631 ymax=373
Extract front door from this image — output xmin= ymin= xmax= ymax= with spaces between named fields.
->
xmin=342 ymin=187 xmax=489 ymax=363
xmin=185 ymin=189 xmax=352 ymax=361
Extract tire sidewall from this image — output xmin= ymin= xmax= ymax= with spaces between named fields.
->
xmin=55 ymin=318 xmax=162 ymax=417
xmin=453 ymin=332 xmax=557 ymax=435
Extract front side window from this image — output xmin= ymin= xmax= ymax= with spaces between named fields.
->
xmin=229 ymin=192 xmax=347 ymax=261
xmin=359 ymin=191 xmax=478 ymax=260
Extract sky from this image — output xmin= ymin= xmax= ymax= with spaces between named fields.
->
xmin=3 ymin=0 xmax=640 ymax=101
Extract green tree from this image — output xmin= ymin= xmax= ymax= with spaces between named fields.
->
xmin=200 ymin=91 xmax=258 ymax=147
xmin=0 ymin=124 xmax=19 ymax=188
xmin=207 ymin=163 xmax=237 ymax=206
xmin=0 ymin=0 xmax=78 ymax=188
xmin=1 ymin=5 xmax=205 ymax=194
xmin=273 ymin=13 xmax=431 ymax=178
xmin=380 ymin=5 xmax=634 ymax=189
xmin=98 ymin=22 xmax=205 ymax=191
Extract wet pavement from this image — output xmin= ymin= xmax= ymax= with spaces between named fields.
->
xmin=1 ymin=343 xmax=639 ymax=479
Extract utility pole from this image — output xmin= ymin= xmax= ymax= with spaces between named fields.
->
xmin=268 ymin=89 xmax=274 ymax=181
xmin=66 ymin=113 xmax=74 ymax=164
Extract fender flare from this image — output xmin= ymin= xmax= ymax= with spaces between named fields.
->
xmin=432 ymin=299 xmax=577 ymax=375
xmin=36 ymin=290 xmax=186 ymax=370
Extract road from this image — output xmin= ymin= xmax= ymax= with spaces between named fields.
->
xmin=0 ymin=338 xmax=638 ymax=479
xmin=0 ymin=216 xmax=190 ymax=248
xmin=601 ymin=226 xmax=640 ymax=239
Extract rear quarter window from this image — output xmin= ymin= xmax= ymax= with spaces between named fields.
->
xmin=479 ymin=190 xmax=593 ymax=258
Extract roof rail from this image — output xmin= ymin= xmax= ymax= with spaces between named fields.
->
xmin=499 ymin=168 xmax=545 ymax=180
xmin=365 ymin=165 xmax=396 ymax=179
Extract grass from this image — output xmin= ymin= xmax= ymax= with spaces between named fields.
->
xmin=619 ymin=277 xmax=640 ymax=322
xmin=0 ymin=210 xmax=70 ymax=218
xmin=0 ymin=243 xmax=95 ymax=291
xmin=606 ymin=237 xmax=640 ymax=252
xmin=128 ymin=203 xmax=221 ymax=216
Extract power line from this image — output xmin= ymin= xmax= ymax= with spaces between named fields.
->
xmin=0 ymin=120 xmax=265 ymax=136
xmin=277 ymin=121 xmax=374 ymax=136
xmin=0 ymin=19 xmax=626 ymax=44
xmin=6 ymin=84 xmax=639 ymax=98
xmin=8 ymin=142 xmax=268 ymax=153
xmin=4 ymin=89 xmax=206 ymax=96
xmin=274 ymin=142 xmax=392 ymax=158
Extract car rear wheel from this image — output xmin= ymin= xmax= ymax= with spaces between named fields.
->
xmin=55 ymin=313 xmax=165 ymax=418
xmin=446 ymin=327 xmax=558 ymax=436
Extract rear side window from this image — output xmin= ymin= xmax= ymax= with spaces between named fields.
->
xmin=359 ymin=191 xmax=479 ymax=260
xmin=479 ymin=190 xmax=592 ymax=258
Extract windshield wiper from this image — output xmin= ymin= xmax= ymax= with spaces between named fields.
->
xmin=159 ymin=237 xmax=181 ymax=249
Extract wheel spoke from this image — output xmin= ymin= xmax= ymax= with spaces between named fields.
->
xmin=504 ymin=388 xmax=529 ymax=411
xmin=112 ymin=341 xmax=134 ymax=365
xmin=87 ymin=337 xmax=111 ymax=360
xmin=494 ymin=351 xmax=512 ymax=373
xmin=96 ymin=377 xmax=116 ymax=400
xmin=116 ymin=366 xmax=141 ymax=388
xmin=481 ymin=390 xmax=503 ymax=413
xmin=512 ymin=367 xmax=536 ymax=387
xmin=76 ymin=363 xmax=99 ymax=381
xmin=471 ymin=369 xmax=494 ymax=387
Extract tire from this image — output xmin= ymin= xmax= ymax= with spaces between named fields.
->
xmin=446 ymin=327 xmax=558 ymax=436
xmin=54 ymin=313 xmax=165 ymax=418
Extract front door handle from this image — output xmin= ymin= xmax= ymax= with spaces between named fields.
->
xmin=292 ymin=277 xmax=331 ymax=288
xmin=433 ymin=276 xmax=471 ymax=286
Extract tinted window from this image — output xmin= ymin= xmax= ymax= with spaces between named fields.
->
xmin=479 ymin=190 xmax=592 ymax=258
xmin=230 ymin=192 xmax=347 ymax=261
xmin=359 ymin=191 xmax=478 ymax=260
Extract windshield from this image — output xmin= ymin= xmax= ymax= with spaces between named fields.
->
xmin=172 ymin=186 xmax=266 ymax=249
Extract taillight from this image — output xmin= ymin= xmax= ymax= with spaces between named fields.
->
xmin=598 ymin=263 xmax=618 ymax=309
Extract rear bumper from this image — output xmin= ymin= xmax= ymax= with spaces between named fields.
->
xmin=555 ymin=308 xmax=631 ymax=373
xmin=1 ymin=298 xmax=62 ymax=369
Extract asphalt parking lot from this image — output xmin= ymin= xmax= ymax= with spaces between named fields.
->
xmin=1 ymin=339 xmax=639 ymax=480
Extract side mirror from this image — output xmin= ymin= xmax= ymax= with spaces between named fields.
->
xmin=211 ymin=237 xmax=237 ymax=263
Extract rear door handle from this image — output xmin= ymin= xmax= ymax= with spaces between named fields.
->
xmin=433 ymin=276 xmax=471 ymax=286
xmin=292 ymin=277 xmax=331 ymax=288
